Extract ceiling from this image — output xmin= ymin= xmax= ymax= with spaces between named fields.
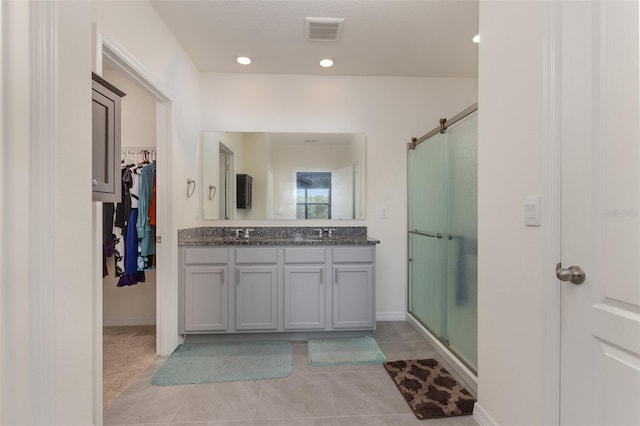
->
xmin=149 ymin=0 xmax=479 ymax=78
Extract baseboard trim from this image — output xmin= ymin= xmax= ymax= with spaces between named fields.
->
xmin=473 ymin=403 xmax=498 ymax=426
xmin=103 ymin=319 xmax=156 ymax=327
xmin=375 ymin=311 xmax=406 ymax=321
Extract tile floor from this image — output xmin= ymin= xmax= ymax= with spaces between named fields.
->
xmin=104 ymin=322 xmax=479 ymax=426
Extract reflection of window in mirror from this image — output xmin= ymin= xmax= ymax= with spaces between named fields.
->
xmin=296 ymin=172 xmax=332 ymax=219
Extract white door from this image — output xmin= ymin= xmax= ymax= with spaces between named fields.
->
xmin=560 ymin=1 xmax=640 ymax=425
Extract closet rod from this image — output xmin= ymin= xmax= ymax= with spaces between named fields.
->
xmin=121 ymin=147 xmax=156 ymax=154
xmin=121 ymin=148 xmax=157 ymax=162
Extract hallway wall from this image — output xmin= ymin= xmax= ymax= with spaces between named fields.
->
xmin=477 ymin=1 xmax=547 ymax=424
xmin=1 ymin=1 xmax=94 ymax=424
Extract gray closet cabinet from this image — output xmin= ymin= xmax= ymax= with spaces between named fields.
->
xmin=91 ymin=73 xmax=125 ymax=202
xmin=179 ymin=244 xmax=375 ymax=335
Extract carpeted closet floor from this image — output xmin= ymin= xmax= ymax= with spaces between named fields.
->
xmin=103 ymin=326 xmax=157 ymax=408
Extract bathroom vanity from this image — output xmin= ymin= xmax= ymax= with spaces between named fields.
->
xmin=178 ymin=227 xmax=379 ymax=339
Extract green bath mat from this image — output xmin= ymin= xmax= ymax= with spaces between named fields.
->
xmin=307 ymin=336 xmax=386 ymax=366
xmin=152 ymin=341 xmax=293 ymax=386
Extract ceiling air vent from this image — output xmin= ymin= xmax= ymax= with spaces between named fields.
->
xmin=305 ymin=17 xmax=344 ymax=42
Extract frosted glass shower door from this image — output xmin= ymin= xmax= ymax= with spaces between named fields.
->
xmin=408 ymin=109 xmax=478 ymax=371
xmin=408 ymin=132 xmax=447 ymax=340
xmin=445 ymin=113 xmax=478 ymax=369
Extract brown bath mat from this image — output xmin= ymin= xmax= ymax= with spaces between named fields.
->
xmin=383 ymin=359 xmax=476 ymax=420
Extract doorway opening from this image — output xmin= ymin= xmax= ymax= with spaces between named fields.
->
xmin=218 ymin=143 xmax=235 ymax=220
xmin=101 ymin=62 xmax=158 ymax=408
xmin=93 ymin=27 xmax=178 ymax=423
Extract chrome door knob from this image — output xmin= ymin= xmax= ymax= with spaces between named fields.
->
xmin=556 ymin=263 xmax=586 ymax=285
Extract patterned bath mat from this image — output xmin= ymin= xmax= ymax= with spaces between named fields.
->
xmin=152 ymin=341 xmax=292 ymax=385
xmin=307 ymin=336 xmax=386 ymax=366
xmin=383 ymin=359 xmax=476 ymax=419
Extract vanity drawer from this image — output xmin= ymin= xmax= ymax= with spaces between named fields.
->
xmin=235 ymin=247 xmax=278 ymax=264
xmin=332 ymin=246 xmax=374 ymax=263
xmin=183 ymin=247 xmax=228 ymax=265
xmin=284 ymin=247 xmax=326 ymax=264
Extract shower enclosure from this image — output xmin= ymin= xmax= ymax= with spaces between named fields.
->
xmin=407 ymin=104 xmax=478 ymax=373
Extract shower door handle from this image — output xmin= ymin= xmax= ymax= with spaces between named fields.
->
xmin=409 ymin=230 xmax=442 ymax=239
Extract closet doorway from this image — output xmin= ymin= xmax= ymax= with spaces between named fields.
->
xmin=101 ymin=63 xmax=158 ymax=408
xmin=93 ymin=29 xmax=178 ymax=421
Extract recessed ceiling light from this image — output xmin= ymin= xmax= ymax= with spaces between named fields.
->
xmin=319 ymin=58 xmax=334 ymax=68
xmin=237 ymin=56 xmax=252 ymax=65
xmin=472 ymin=34 xmax=480 ymax=43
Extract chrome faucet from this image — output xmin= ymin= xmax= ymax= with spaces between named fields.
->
xmin=314 ymin=228 xmax=323 ymax=238
xmin=327 ymin=228 xmax=336 ymax=238
xmin=244 ymin=228 xmax=254 ymax=239
xmin=234 ymin=228 xmax=243 ymax=238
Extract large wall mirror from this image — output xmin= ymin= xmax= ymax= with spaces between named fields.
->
xmin=202 ymin=131 xmax=366 ymax=220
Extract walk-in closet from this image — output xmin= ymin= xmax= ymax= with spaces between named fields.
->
xmin=101 ymin=65 xmax=158 ymax=408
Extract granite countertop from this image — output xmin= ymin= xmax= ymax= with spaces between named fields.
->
xmin=178 ymin=226 xmax=380 ymax=246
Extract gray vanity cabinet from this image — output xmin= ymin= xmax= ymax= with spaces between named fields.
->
xmin=179 ymin=242 xmax=376 ymax=336
xmin=283 ymin=247 xmax=327 ymax=330
xmin=182 ymin=247 xmax=229 ymax=332
xmin=234 ymin=248 xmax=278 ymax=330
xmin=332 ymin=247 xmax=375 ymax=329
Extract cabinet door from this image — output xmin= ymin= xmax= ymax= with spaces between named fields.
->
xmin=91 ymin=77 xmax=123 ymax=202
xmin=235 ymin=266 xmax=278 ymax=330
xmin=284 ymin=266 xmax=325 ymax=330
xmin=183 ymin=266 xmax=228 ymax=332
xmin=332 ymin=265 xmax=374 ymax=329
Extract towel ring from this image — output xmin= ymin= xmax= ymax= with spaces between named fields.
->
xmin=186 ymin=179 xmax=196 ymax=198
xmin=208 ymin=185 xmax=217 ymax=201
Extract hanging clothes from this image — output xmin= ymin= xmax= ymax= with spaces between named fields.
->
xmin=149 ymin=178 xmax=157 ymax=226
xmin=116 ymin=164 xmax=146 ymax=286
xmin=102 ymin=203 xmax=115 ymax=277
xmin=109 ymin=153 xmax=157 ymax=286
xmin=117 ymin=208 xmax=145 ymax=287
xmin=137 ymin=163 xmax=156 ymax=258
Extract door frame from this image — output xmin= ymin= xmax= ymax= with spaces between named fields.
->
xmin=219 ymin=141 xmax=235 ymax=220
xmin=92 ymin=26 xmax=180 ymax=423
xmin=541 ymin=1 xmax=562 ymax=425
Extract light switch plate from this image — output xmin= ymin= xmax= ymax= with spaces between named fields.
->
xmin=525 ymin=195 xmax=541 ymax=226
xmin=380 ymin=206 xmax=388 ymax=219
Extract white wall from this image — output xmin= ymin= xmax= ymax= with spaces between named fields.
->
xmin=102 ymin=69 xmax=157 ymax=326
xmin=105 ymin=68 xmax=156 ymax=149
xmin=477 ymin=1 xmax=546 ymax=424
xmin=200 ymin=73 xmax=478 ymax=319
